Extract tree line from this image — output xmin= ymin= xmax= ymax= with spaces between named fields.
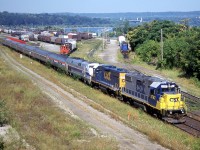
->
xmin=0 ymin=11 xmax=111 ymax=26
xmin=127 ymin=20 xmax=200 ymax=80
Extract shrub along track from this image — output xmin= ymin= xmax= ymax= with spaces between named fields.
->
xmin=0 ymin=48 xmax=167 ymax=150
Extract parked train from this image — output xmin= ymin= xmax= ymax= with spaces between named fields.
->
xmin=1 ymin=38 xmax=187 ymax=123
xmin=120 ymin=41 xmax=129 ymax=54
xmin=36 ymin=35 xmax=77 ymax=51
xmin=118 ymin=36 xmax=129 ymax=57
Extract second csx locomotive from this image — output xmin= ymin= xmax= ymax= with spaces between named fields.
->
xmin=2 ymin=38 xmax=187 ymax=123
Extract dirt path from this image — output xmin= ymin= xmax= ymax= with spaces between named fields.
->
xmin=0 ymin=49 xmax=167 ymax=150
xmin=99 ymin=39 xmax=118 ymax=64
xmin=98 ymin=39 xmax=164 ymax=79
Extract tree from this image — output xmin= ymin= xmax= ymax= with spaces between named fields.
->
xmin=0 ymin=12 xmax=111 ymax=26
xmin=136 ymin=40 xmax=160 ymax=64
xmin=123 ymin=20 xmax=130 ymax=34
xmin=159 ymin=37 xmax=189 ymax=69
xmin=127 ymin=20 xmax=182 ymax=51
xmin=181 ymin=31 xmax=200 ymax=79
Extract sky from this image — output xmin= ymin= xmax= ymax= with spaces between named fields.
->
xmin=0 ymin=0 xmax=200 ymax=13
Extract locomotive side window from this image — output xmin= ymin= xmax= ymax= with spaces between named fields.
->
xmin=175 ymin=87 xmax=180 ymax=93
xmin=156 ymin=89 xmax=161 ymax=94
xmin=150 ymin=89 xmax=155 ymax=95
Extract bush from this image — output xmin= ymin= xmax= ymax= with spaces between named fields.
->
xmin=135 ymin=40 xmax=160 ymax=64
xmin=0 ymin=137 xmax=4 ymax=150
xmin=0 ymin=100 xmax=9 ymax=126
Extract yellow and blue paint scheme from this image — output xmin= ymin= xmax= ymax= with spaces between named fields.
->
xmin=92 ymin=65 xmax=128 ymax=91
xmin=121 ymin=71 xmax=187 ymax=123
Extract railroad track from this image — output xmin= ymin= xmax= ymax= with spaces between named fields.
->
xmin=174 ymin=111 xmax=200 ymax=137
xmin=181 ymin=91 xmax=200 ymax=103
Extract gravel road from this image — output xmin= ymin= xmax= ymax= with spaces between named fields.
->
xmin=0 ymin=47 xmax=167 ymax=150
xmin=99 ymin=39 xmax=164 ymax=79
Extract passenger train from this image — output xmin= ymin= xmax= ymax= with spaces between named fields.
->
xmin=1 ymin=38 xmax=187 ymax=123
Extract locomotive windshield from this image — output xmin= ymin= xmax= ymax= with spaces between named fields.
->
xmin=161 ymin=84 xmax=176 ymax=93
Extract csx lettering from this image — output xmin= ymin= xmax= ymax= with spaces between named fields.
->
xmin=104 ymin=72 xmax=111 ymax=80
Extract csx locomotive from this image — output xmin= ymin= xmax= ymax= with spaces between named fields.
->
xmin=1 ymin=38 xmax=187 ymax=123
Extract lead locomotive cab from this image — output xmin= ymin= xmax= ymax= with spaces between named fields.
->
xmin=150 ymin=82 xmax=186 ymax=119
xmin=122 ymin=72 xmax=187 ymax=123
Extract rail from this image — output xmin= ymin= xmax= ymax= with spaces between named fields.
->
xmin=174 ymin=111 xmax=200 ymax=137
xmin=181 ymin=91 xmax=200 ymax=103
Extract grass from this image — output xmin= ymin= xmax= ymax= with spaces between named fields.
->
xmin=0 ymin=46 xmax=117 ymax=149
xmin=71 ymin=39 xmax=105 ymax=63
xmin=1 ymin=42 xmax=200 ymax=150
xmin=71 ymin=39 xmax=101 ymax=59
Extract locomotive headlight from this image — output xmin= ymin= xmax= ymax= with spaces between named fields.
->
xmin=170 ymin=98 xmax=178 ymax=102
xmin=170 ymin=111 xmax=172 ymax=114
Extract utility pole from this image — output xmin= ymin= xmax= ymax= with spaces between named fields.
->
xmin=102 ymin=32 xmax=104 ymax=50
xmin=87 ymin=26 xmax=89 ymax=39
xmin=160 ymin=29 xmax=163 ymax=61
xmin=102 ymin=28 xmax=105 ymax=50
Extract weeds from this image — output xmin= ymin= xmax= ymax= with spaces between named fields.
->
xmin=0 ymin=137 xmax=4 ymax=150
xmin=0 ymin=100 xmax=9 ymax=126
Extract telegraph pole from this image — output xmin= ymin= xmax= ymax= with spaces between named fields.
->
xmin=160 ymin=29 xmax=163 ymax=61
xmin=102 ymin=28 xmax=105 ymax=50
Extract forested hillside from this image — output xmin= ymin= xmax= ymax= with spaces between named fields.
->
xmin=72 ymin=11 xmax=200 ymax=26
xmin=127 ymin=20 xmax=200 ymax=79
xmin=0 ymin=11 xmax=111 ymax=26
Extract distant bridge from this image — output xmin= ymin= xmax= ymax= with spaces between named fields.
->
xmin=129 ymin=18 xmax=143 ymax=23
xmin=64 ymin=27 xmax=113 ymax=33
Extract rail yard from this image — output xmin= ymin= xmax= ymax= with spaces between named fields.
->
xmin=0 ymin=28 xmax=200 ymax=150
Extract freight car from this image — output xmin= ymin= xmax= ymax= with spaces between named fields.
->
xmin=1 ymin=38 xmax=187 ymax=123
xmin=118 ymin=36 xmax=126 ymax=46
xmin=29 ymin=33 xmax=77 ymax=51
xmin=55 ymin=37 xmax=67 ymax=45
